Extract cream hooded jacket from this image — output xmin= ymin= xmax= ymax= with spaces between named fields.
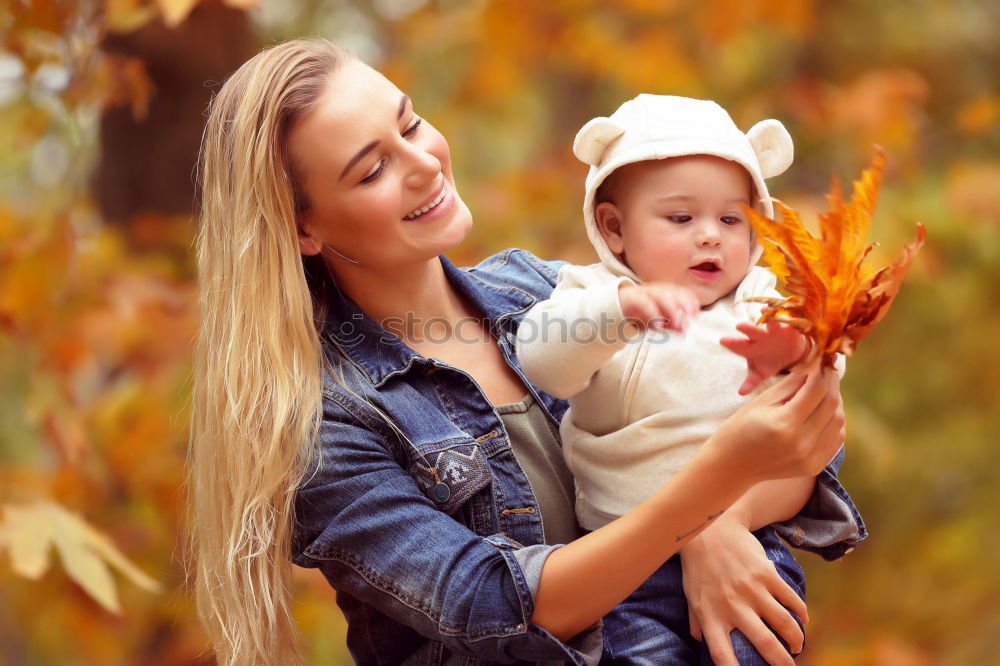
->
xmin=515 ymin=260 xmax=784 ymax=530
xmin=515 ymin=96 xmax=843 ymax=530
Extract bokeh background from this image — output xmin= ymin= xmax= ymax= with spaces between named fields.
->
xmin=1 ymin=1 xmax=998 ymax=664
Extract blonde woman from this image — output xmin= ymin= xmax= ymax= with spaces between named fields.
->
xmin=190 ymin=39 xmax=864 ymax=666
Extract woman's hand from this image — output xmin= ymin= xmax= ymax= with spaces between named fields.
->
xmin=680 ymin=516 xmax=806 ymax=666
xmin=706 ymin=365 xmax=845 ymax=484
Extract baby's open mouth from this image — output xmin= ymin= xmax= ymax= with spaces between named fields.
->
xmin=691 ymin=261 xmax=720 ymax=272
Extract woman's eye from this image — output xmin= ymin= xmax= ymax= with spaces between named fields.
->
xmin=667 ymin=215 xmax=691 ymax=224
xmin=403 ymin=118 xmax=422 ymax=138
xmin=360 ymin=159 xmax=386 ymax=184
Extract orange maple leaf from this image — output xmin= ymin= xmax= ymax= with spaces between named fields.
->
xmin=746 ymin=150 xmax=926 ymax=368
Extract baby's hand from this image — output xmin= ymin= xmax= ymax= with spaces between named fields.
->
xmin=720 ymin=321 xmax=810 ymax=395
xmin=618 ymin=282 xmax=700 ymax=331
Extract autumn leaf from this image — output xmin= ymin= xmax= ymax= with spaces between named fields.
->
xmin=745 ymin=150 xmax=926 ymax=368
xmin=0 ymin=501 xmax=161 ymax=614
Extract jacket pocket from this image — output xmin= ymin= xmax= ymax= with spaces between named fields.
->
xmin=408 ymin=443 xmax=493 ymax=516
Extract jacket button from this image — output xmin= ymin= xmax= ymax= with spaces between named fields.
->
xmin=432 ymin=482 xmax=451 ymax=503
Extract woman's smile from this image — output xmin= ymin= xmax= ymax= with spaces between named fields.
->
xmin=403 ymin=179 xmax=451 ymax=221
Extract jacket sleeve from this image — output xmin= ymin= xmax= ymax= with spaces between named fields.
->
xmin=291 ymin=388 xmax=602 ymax=665
xmin=773 ymin=446 xmax=868 ymax=560
xmin=515 ymin=264 xmax=638 ymax=399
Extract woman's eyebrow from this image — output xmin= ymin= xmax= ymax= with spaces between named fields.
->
xmin=339 ymin=140 xmax=379 ymax=180
xmin=338 ymin=95 xmax=410 ymax=180
xmin=338 ymin=95 xmax=412 ymax=181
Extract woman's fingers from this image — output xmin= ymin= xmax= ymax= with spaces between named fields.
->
xmin=752 ymin=367 xmax=809 ymax=406
xmin=709 ymin=610 xmax=795 ymax=666
xmin=770 ymin=574 xmax=809 ymax=626
xmin=757 ymin=595 xmax=804 ymax=655
xmin=702 ymin=625 xmax=740 ymax=666
xmin=806 ymin=397 xmax=847 ymax=468
xmin=739 ymin=617 xmax=797 ymax=666
xmin=780 ymin=365 xmax=828 ymax=414
xmin=688 ymin=607 xmax=703 ymax=641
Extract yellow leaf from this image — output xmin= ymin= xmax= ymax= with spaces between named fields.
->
xmin=53 ymin=527 xmax=122 ymax=613
xmin=0 ymin=501 xmax=161 ymax=614
xmin=2 ymin=503 xmax=53 ymax=579
xmin=746 ymin=149 xmax=925 ymax=367
xmin=104 ymin=0 xmax=158 ymax=33
xmin=155 ymin=0 xmax=198 ymax=27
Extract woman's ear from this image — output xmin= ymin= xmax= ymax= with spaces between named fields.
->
xmin=595 ymin=202 xmax=626 ymax=255
xmin=297 ymin=223 xmax=323 ymax=256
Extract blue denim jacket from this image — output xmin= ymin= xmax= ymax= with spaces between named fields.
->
xmin=291 ymin=249 xmax=866 ymax=665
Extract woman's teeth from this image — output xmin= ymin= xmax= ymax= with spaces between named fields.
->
xmin=404 ymin=187 xmax=446 ymax=220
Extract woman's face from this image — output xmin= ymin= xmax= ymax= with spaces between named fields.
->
xmin=288 ymin=60 xmax=472 ymax=271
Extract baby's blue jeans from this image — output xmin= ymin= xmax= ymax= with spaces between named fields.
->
xmin=601 ymin=526 xmax=805 ymax=665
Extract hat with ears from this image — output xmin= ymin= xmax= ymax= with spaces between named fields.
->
xmin=573 ymin=94 xmax=794 ymax=280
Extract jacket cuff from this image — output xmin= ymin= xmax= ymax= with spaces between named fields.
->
xmin=491 ymin=536 xmax=602 ymax=665
xmin=772 ymin=446 xmax=868 ymax=560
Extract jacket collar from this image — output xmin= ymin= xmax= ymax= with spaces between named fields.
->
xmin=322 ymin=255 xmax=536 ymax=387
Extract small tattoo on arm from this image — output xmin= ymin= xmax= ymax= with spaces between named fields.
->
xmin=675 ymin=510 xmax=724 ymax=543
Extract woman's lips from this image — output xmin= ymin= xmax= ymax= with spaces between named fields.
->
xmin=403 ymin=181 xmax=448 ymax=221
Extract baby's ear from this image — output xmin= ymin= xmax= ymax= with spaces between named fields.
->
xmin=746 ymin=119 xmax=793 ymax=178
xmin=574 ymin=117 xmax=626 ymax=167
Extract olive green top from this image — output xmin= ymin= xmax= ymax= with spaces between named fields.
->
xmin=495 ymin=394 xmax=583 ymax=546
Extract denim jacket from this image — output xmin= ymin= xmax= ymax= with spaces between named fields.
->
xmin=291 ymin=249 xmax=866 ymax=665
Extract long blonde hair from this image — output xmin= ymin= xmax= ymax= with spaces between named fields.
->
xmin=189 ymin=38 xmax=351 ymax=666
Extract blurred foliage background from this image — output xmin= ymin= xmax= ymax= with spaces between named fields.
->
xmin=1 ymin=0 xmax=997 ymax=664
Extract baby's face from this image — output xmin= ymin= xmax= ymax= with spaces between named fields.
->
xmin=599 ymin=155 xmax=754 ymax=307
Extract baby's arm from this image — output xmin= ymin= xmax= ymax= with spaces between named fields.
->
xmin=516 ymin=265 xmax=635 ymax=398
xmin=516 ymin=266 xmax=698 ymax=398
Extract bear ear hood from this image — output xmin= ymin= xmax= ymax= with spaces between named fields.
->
xmin=574 ymin=94 xmax=794 ymax=281
xmin=573 ymin=117 xmax=626 ymax=167
xmin=747 ymin=119 xmax=794 ymax=179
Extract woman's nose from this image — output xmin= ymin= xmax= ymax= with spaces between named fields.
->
xmin=403 ymin=143 xmax=441 ymax=189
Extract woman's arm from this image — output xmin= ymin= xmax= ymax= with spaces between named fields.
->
xmin=676 ymin=388 xmax=846 ymax=666
xmin=531 ymin=366 xmax=845 ymax=641
xmin=293 ymin=393 xmax=600 ymax=664
xmin=725 ymin=475 xmax=818 ymax=532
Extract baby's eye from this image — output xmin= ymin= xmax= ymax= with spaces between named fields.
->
xmin=667 ymin=215 xmax=692 ymax=224
xmin=721 ymin=215 xmax=743 ymax=225
xmin=402 ymin=118 xmax=422 ymax=138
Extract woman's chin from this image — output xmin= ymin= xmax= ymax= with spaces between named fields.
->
xmin=438 ymin=201 xmax=474 ymax=251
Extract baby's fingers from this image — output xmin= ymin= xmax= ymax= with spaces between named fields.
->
xmin=720 ymin=335 xmax=752 ymax=355
xmin=649 ymin=293 xmax=691 ymax=331
xmin=738 ymin=371 xmax=764 ymax=396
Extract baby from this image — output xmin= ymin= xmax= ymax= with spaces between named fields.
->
xmin=516 ymin=94 xmax=835 ymax=664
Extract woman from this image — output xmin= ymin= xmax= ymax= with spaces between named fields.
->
xmin=189 ymin=39 xmax=864 ymax=666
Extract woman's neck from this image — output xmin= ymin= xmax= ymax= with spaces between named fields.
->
xmin=328 ymin=256 xmax=475 ymax=330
